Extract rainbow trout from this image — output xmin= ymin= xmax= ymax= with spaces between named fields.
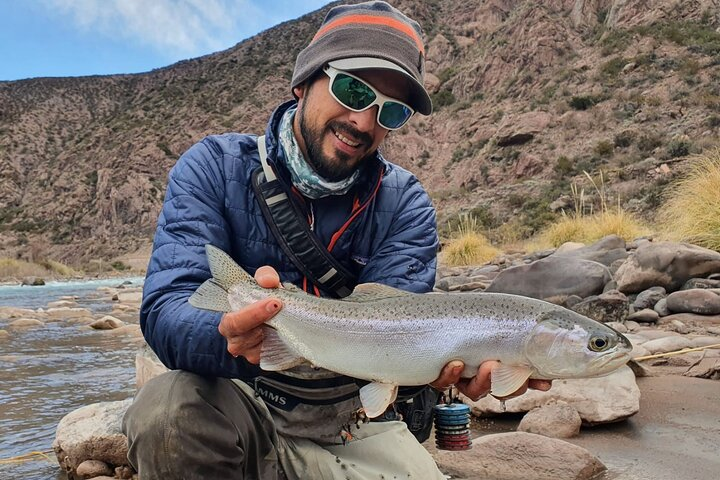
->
xmin=189 ymin=245 xmax=632 ymax=418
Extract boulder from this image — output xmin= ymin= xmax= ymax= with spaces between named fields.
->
xmin=117 ymin=290 xmax=143 ymax=305
xmin=571 ymin=290 xmax=629 ymax=323
xmin=136 ymin=344 xmax=169 ymax=389
xmin=432 ymin=432 xmax=605 ymax=480
xmin=89 ymin=316 xmax=125 ymax=330
xmin=0 ymin=329 xmax=10 ymax=339
xmin=8 ymin=318 xmax=44 ymax=328
xmin=517 ymin=401 xmax=582 ymax=438
xmin=615 ymin=242 xmax=720 ymax=293
xmin=682 ymin=278 xmax=720 ymax=290
xmin=22 ymin=276 xmax=45 ymax=286
xmin=485 ymin=257 xmax=611 ymax=300
xmin=633 ymin=286 xmax=667 ymax=310
xmin=76 ymin=459 xmax=113 ymax=479
xmin=551 ymin=235 xmax=629 ymax=267
xmin=0 ymin=306 xmax=39 ymax=319
xmin=466 ymin=366 xmax=639 ymax=424
xmin=53 ymin=399 xmax=132 ymax=476
xmin=47 ymin=300 xmax=79 ymax=309
xmin=46 ymin=307 xmax=93 ymax=321
xmin=627 ymin=308 xmax=660 ymax=323
xmin=494 ymin=111 xmax=552 ymax=147
xmin=641 ymin=336 xmax=693 ymax=354
xmin=666 ymin=289 xmax=720 ymax=315
xmin=654 ymin=298 xmax=671 ymax=317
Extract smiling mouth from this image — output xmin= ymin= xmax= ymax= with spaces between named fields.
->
xmin=333 ymin=129 xmax=361 ymax=148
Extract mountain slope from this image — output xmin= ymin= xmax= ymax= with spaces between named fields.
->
xmin=1 ymin=0 xmax=718 ymax=264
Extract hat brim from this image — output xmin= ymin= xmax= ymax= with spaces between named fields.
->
xmin=328 ymin=57 xmax=432 ymax=115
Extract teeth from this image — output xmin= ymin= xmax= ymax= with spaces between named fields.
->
xmin=335 ymin=131 xmax=360 ymax=147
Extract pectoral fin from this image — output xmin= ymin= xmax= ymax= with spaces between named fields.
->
xmin=359 ymin=382 xmax=398 ymax=418
xmin=259 ymin=327 xmax=306 ymax=371
xmin=490 ymin=364 xmax=534 ymax=398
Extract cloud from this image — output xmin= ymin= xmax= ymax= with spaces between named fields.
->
xmin=42 ymin=0 xmax=269 ymax=56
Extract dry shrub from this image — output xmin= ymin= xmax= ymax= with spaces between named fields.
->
xmin=0 ymin=258 xmax=48 ymax=278
xmin=443 ymin=214 xmax=501 ymax=266
xmin=535 ymin=171 xmax=650 ymax=248
xmin=661 ymin=149 xmax=720 ymax=251
xmin=38 ymin=259 xmax=78 ymax=277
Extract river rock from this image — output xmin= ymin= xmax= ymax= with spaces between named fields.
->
xmin=432 ymin=432 xmax=605 ymax=480
xmin=633 ymin=286 xmax=666 ymax=310
xmin=466 ymin=366 xmax=639 ymax=424
xmin=47 ymin=300 xmax=79 ymax=309
xmin=0 ymin=306 xmax=39 ymax=319
xmin=658 ymin=313 xmax=720 ymax=327
xmin=689 ymin=336 xmax=720 ymax=348
xmin=624 ymin=333 xmax=649 ymax=345
xmin=667 ymin=319 xmax=690 ymax=334
xmin=46 ymin=307 xmax=93 ymax=321
xmin=571 ymin=290 xmax=629 ymax=323
xmin=633 ymin=329 xmax=680 ymax=340
xmin=136 ymin=344 xmax=169 ymax=389
xmin=625 ymin=320 xmax=640 ymax=331
xmin=22 ymin=276 xmax=45 ymax=286
xmin=0 ymin=329 xmax=9 ymax=339
xmin=117 ymin=290 xmax=143 ymax=305
xmin=53 ymin=399 xmax=132 ymax=475
xmin=8 ymin=318 xmax=44 ymax=328
xmin=641 ymin=336 xmax=693 ymax=354
xmin=615 ymin=242 xmax=720 ymax=293
xmin=682 ymin=278 xmax=720 ymax=290
xmin=76 ymin=459 xmax=113 ymax=479
xmin=605 ymin=321 xmax=628 ymax=333
xmin=551 ymin=235 xmax=629 ymax=267
xmin=654 ymin=298 xmax=671 ymax=317
xmin=627 ymin=308 xmax=660 ymax=323
xmin=631 ymin=344 xmax=650 ymax=359
xmin=485 ymin=256 xmax=611 ymax=300
xmin=666 ymin=289 xmax=720 ymax=315
xmin=684 ymin=357 xmax=720 ymax=379
xmin=517 ymin=401 xmax=582 ymax=438
xmin=89 ymin=316 xmax=125 ymax=330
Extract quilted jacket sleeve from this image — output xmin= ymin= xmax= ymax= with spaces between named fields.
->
xmin=359 ymin=172 xmax=439 ymax=293
xmin=140 ymin=138 xmax=257 ymax=379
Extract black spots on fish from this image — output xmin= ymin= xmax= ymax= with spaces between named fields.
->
xmin=341 ymin=463 xmax=348 ymax=470
xmin=336 ymin=457 xmax=342 ymax=464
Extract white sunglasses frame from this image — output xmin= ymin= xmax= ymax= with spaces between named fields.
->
xmin=322 ymin=65 xmax=415 ymax=130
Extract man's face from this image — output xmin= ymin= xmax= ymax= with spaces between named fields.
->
xmin=293 ymin=68 xmax=410 ymax=181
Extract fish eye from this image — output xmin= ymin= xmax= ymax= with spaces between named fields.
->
xmin=588 ymin=335 xmax=610 ymax=352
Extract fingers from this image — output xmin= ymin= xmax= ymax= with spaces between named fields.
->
xmin=255 ymin=265 xmax=280 ymax=289
xmin=529 ymin=379 xmax=552 ymax=391
xmin=457 ymin=361 xmax=497 ymax=401
xmin=219 ymin=298 xmax=283 ymax=337
xmin=429 ymin=360 xmax=464 ymax=389
xmin=226 ymin=327 xmax=264 ymax=362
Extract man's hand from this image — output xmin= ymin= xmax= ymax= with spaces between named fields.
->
xmin=430 ymin=360 xmax=552 ymax=401
xmin=217 ymin=266 xmax=282 ymax=363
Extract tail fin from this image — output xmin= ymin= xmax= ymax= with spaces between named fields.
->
xmin=188 ymin=245 xmax=255 ymax=313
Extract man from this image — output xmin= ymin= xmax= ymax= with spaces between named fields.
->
xmin=123 ymin=2 xmax=550 ymax=479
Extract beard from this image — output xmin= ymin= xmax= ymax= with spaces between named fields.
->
xmin=297 ymin=103 xmax=374 ymax=182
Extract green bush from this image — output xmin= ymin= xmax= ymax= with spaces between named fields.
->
xmin=637 ymin=134 xmax=663 ymax=153
xmin=600 ymin=57 xmax=627 ymax=77
xmin=667 ymin=138 xmax=692 ymax=158
xmin=593 ymin=140 xmax=615 ymax=158
xmin=554 ymin=155 xmax=573 ymax=176
xmin=569 ymin=95 xmax=596 ymax=110
xmin=431 ymin=89 xmax=456 ymax=109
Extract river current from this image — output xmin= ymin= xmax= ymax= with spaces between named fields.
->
xmin=0 ymin=277 xmax=144 ymax=480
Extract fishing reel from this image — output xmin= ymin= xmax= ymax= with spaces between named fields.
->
xmin=434 ymin=386 xmax=472 ymax=451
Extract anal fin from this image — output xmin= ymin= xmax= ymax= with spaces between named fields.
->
xmin=259 ymin=327 xmax=306 ymax=371
xmin=359 ymin=382 xmax=398 ymax=418
xmin=490 ymin=364 xmax=534 ymax=398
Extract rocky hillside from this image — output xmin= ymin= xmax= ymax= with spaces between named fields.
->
xmin=1 ymin=0 xmax=719 ymax=265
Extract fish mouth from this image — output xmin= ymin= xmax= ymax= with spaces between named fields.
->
xmin=590 ymin=349 xmax=631 ymax=375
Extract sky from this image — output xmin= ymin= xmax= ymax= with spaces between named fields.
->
xmin=0 ymin=0 xmax=330 ymax=81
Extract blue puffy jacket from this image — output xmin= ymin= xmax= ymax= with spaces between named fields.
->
xmin=141 ymin=100 xmax=439 ymax=379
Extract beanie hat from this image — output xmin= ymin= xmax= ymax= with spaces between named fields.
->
xmin=291 ymin=1 xmax=432 ymax=115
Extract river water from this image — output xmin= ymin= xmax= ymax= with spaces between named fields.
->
xmin=0 ymin=278 xmax=144 ymax=480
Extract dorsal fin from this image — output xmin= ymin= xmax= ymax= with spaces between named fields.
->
xmin=205 ymin=244 xmax=254 ymax=290
xmin=343 ymin=283 xmax=415 ymax=303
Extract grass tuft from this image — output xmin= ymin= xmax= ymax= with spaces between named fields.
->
xmin=661 ymin=149 xmax=720 ymax=251
xmin=443 ymin=214 xmax=501 ymax=266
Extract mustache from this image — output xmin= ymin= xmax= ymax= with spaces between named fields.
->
xmin=329 ymin=121 xmax=373 ymax=147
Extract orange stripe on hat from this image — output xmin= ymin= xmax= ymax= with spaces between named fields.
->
xmin=312 ymin=14 xmax=424 ymax=56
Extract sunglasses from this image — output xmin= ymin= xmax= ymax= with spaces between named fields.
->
xmin=323 ymin=65 xmax=415 ymax=130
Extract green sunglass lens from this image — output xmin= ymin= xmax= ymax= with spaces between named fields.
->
xmin=332 ymin=74 xmax=376 ymax=110
xmin=379 ymin=102 xmax=412 ymax=129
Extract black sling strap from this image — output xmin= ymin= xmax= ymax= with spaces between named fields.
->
xmin=251 ymin=135 xmax=357 ymax=298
